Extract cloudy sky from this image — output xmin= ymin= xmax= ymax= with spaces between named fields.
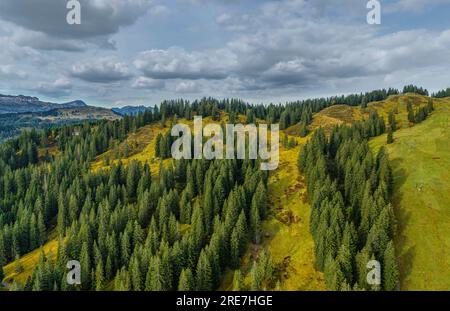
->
xmin=1 ymin=0 xmax=450 ymax=107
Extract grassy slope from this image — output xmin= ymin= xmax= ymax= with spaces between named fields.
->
xmin=91 ymin=116 xmax=222 ymax=175
xmin=370 ymin=97 xmax=450 ymax=290
xmin=220 ymin=135 xmax=326 ymax=291
xmin=262 ymin=141 xmax=326 ymax=290
xmin=2 ymin=238 xmax=59 ymax=286
xmin=311 ymin=93 xmax=430 ymax=134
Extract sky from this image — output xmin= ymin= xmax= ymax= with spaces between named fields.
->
xmin=1 ymin=0 xmax=450 ymax=108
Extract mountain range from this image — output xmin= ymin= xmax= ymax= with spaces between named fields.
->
xmin=0 ymin=93 xmax=153 ymax=142
xmin=0 ymin=94 xmax=88 ymax=114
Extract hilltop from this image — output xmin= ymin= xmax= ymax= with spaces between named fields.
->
xmin=310 ymin=93 xmax=433 ymax=134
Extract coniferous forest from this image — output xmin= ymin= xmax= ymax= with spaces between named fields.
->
xmin=2 ymin=0 xmax=450 ymax=300
xmin=0 ymin=85 xmax=444 ymax=292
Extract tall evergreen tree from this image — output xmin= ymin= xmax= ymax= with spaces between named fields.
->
xmin=383 ymin=241 xmax=399 ymax=291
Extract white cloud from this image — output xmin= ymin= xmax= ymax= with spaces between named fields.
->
xmin=175 ymin=81 xmax=200 ymax=93
xmin=215 ymin=13 xmax=231 ymax=25
xmin=131 ymin=77 xmax=165 ymax=89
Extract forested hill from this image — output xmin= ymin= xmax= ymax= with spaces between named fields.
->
xmin=0 ymin=86 xmax=447 ymax=291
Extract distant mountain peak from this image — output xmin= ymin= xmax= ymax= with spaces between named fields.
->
xmin=0 ymin=94 xmax=88 ymax=114
xmin=61 ymin=100 xmax=87 ymax=108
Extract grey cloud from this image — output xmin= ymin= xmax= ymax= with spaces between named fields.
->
xmin=134 ymin=47 xmax=235 ymax=80
xmin=35 ymin=78 xmax=73 ymax=97
xmin=0 ymin=0 xmax=160 ymax=50
xmin=10 ymin=27 xmax=87 ymax=52
xmin=0 ymin=65 xmax=28 ymax=79
xmin=0 ymin=0 xmax=154 ymax=38
xmin=71 ymin=59 xmax=132 ymax=83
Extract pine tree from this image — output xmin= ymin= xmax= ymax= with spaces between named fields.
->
xmin=178 ymin=268 xmax=194 ymax=291
xmin=232 ymin=270 xmax=242 ymax=291
xmin=387 ymin=127 xmax=394 ymax=144
xmin=196 ymin=250 xmax=213 ymax=291
xmin=383 ymin=241 xmax=399 ymax=291
xmin=0 ymin=233 xmax=6 ymax=268
xmin=388 ymin=111 xmax=397 ymax=131
xmin=407 ymin=102 xmax=415 ymax=123
xmin=80 ymin=242 xmax=91 ymax=290
xmin=252 ymin=181 xmax=268 ymax=218
xmin=427 ymin=98 xmax=434 ymax=112
xmin=250 ymin=261 xmax=261 ymax=291
xmin=0 ymin=265 xmax=4 ymax=282
xmin=361 ymin=97 xmax=368 ymax=109
xmin=95 ymin=260 xmax=104 ymax=291
xmin=155 ymin=133 xmax=163 ymax=157
xmin=249 ymin=203 xmax=261 ymax=244
xmin=299 ymin=123 xmax=308 ymax=138
xmin=130 ymin=257 xmax=142 ymax=291
xmin=37 ymin=211 xmax=46 ymax=246
xmin=246 ymin=110 xmax=255 ymax=124
xmin=230 ymin=211 xmax=247 ymax=268
xmin=57 ymin=193 xmax=67 ymax=236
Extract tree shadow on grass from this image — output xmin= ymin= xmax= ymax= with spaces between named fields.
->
xmin=389 ymin=158 xmax=417 ymax=289
xmin=398 ymin=245 xmax=416 ymax=290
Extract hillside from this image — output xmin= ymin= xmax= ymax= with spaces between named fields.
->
xmin=310 ymin=93 xmax=431 ymax=134
xmin=36 ymin=106 xmax=120 ymax=122
xmin=220 ymin=135 xmax=326 ymax=290
xmin=0 ymin=106 xmax=121 ymax=143
xmin=370 ymin=97 xmax=450 ymax=290
xmin=1 ymin=93 xmax=449 ymax=292
xmin=91 ymin=114 xmax=326 ymax=291
xmin=0 ymin=94 xmax=87 ymax=114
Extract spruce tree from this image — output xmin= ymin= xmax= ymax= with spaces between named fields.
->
xmin=195 ymin=250 xmax=213 ymax=291
xmin=232 ymin=270 xmax=242 ymax=291
xmin=250 ymin=203 xmax=261 ymax=244
xmin=388 ymin=111 xmax=397 ymax=131
xmin=250 ymin=261 xmax=262 ymax=291
xmin=383 ymin=241 xmax=399 ymax=291
xmin=387 ymin=127 xmax=394 ymax=144
xmin=178 ymin=268 xmax=194 ymax=291
xmin=95 ymin=260 xmax=104 ymax=291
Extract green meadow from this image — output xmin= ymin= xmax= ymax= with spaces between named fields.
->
xmin=370 ymin=98 xmax=450 ymax=290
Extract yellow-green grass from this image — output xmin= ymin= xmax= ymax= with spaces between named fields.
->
xmin=262 ymin=141 xmax=326 ymax=290
xmin=220 ymin=135 xmax=326 ymax=291
xmin=2 ymin=238 xmax=59 ymax=286
xmin=370 ymin=98 xmax=450 ymax=290
xmin=91 ymin=116 xmax=226 ymax=175
xmin=311 ymin=94 xmax=433 ymax=135
xmin=91 ymin=123 xmax=165 ymax=175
